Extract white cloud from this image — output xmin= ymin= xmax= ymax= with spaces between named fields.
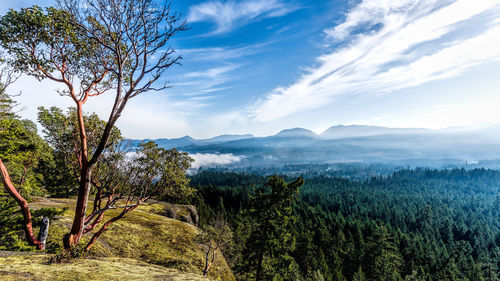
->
xmin=172 ymin=64 xmax=240 ymax=97
xmin=178 ymin=41 xmax=275 ymax=62
xmin=187 ymin=0 xmax=296 ymax=33
xmin=324 ymin=0 xmax=435 ymax=40
xmin=184 ymin=64 xmax=240 ymax=79
xmin=190 ymin=153 xmax=243 ymax=168
xmin=250 ymin=0 xmax=500 ymax=122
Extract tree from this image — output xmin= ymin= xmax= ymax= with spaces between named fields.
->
xmin=0 ymin=61 xmax=50 ymax=250
xmin=0 ymin=63 xmax=20 ymax=119
xmin=366 ymin=225 xmax=403 ymax=281
xmin=37 ymin=106 xmax=121 ymax=197
xmin=0 ymin=0 xmax=186 ymax=249
xmin=1 ymin=78 xmax=49 ymax=197
xmin=0 ymin=196 xmax=27 ymax=250
xmin=83 ymin=141 xmax=194 ymax=251
xmin=197 ymin=214 xmax=233 ymax=276
xmin=36 ymin=106 xmax=193 ymax=252
xmin=241 ymin=176 xmax=304 ymax=281
xmin=0 ymin=118 xmax=49 ymax=196
xmin=352 ymin=266 xmax=367 ymax=281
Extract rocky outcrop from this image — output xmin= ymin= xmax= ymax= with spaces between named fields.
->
xmin=28 ymin=197 xmax=236 ymax=281
xmin=163 ymin=203 xmax=199 ymax=226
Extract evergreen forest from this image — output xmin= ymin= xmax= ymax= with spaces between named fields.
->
xmin=188 ymin=169 xmax=500 ymax=280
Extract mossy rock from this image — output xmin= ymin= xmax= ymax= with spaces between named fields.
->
xmin=17 ymin=197 xmax=236 ymax=281
xmin=0 ymin=254 xmax=210 ymax=280
xmin=153 ymin=202 xmax=199 ymax=226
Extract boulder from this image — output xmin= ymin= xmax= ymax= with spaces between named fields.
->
xmin=163 ymin=203 xmax=199 ymax=226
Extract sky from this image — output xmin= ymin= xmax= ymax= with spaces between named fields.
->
xmin=1 ymin=0 xmax=500 ymax=139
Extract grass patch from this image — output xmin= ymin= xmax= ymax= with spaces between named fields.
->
xmin=0 ymin=255 xmax=209 ymax=281
xmin=23 ymin=197 xmax=235 ymax=281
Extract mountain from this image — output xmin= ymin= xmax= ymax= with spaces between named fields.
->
xmin=183 ymin=132 xmax=500 ymax=167
xmin=155 ymin=136 xmax=196 ymax=149
xmin=275 ymin=128 xmax=317 ymax=138
xmin=320 ymin=125 xmax=432 ymax=139
xmin=125 ymin=134 xmax=254 ymax=150
xmin=125 ymin=136 xmax=196 ymax=150
xmin=125 ymin=124 xmax=500 ymax=169
xmin=200 ymin=134 xmax=254 ymax=144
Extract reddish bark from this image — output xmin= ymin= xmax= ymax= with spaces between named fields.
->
xmin=0 ymin=158 xmax=44 ymax=250
xmin=64 ymin=166 xmax=91 ymax=248
xmin=4 ymin=0 xmax=186 ymax=251
xmin=82 ymin=212 xmax=104 ymax=235
xmin=86 ymin=182 xmax=104 ymax=225
xmin=84 ymin=204 xmax=139 ymax=251
xmin=64 ymin=103 xmax=91 ymax=249
xmin=203 ymin=247 xmax=216 ymax=276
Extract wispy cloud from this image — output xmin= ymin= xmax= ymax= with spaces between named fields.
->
xmin=249 ymin=0 xmax=500 ymax=122
xmin=187 ymin=0 xmax=297 ymax=34
xmin=185 ymin=64 xmax=241 ymax=79
xmin=172 ymin=64 xmax=240 ymax=97
xmin=178 ymin=43 xmax=266 ymax=61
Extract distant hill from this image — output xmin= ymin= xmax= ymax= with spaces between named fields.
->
xmin=156 ymin=136 xmax=196 ymax=149
xmin=125 ymin=124 xmax=500 ymax=169
xmin=275 ymin=128 xmax=317 ymax=138
xmin=200 ymin=134 xmax=254 ymax=144
xmin=126 ymin=134 xmax=253 ymax=150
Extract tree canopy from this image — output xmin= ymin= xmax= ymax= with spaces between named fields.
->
xmin=0 ymin=0 xmax=187 ymax=250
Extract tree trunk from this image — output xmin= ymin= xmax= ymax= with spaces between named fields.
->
xmin=37 ymin=217 xmax=50 ymax=250
xmin=64 ymin=103 xmax=91 ymax=250
xmin=0 ymin=158 xmax=44 ymax=250
xmin=64 ymin=166 xmax=91 ymax=249
xmin=203 ymin=248 xmax=210 ymax=276
xmin=256 ymin=250 xmax=264 ymax=281
xmin=203 ymin=246 xmax=216 ymax=276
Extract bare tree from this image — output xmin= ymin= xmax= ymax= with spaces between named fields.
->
xmin=0 ymin=58 xmax=20 ymax=118
xmin=0 ymin=0 xmax=186 ymax=249
xmin=197 ymin=214 xmax=233 ymax=276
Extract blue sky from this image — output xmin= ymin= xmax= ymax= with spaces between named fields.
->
xmin=2 ymin=0 xmax=500 ymax=139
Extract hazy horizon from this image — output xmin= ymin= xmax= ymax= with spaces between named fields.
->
xmin=127 ymin=123 xmax=498 ymax=140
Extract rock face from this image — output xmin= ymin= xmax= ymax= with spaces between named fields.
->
xmin=163 ymin=203 xmax=199 ymax=226
xmin=27 ymin=197 xmax=235 ymax=281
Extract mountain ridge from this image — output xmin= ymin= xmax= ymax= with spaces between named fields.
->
xmin=127 ymin=124 xmax=442 ymax=145
xmin=124 ymin=124 xmax=500 ymax=169
xmin=275 ymin=128 xmax=317 ymax=138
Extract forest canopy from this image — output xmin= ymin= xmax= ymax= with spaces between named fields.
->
xmin=189 ymin=168 xmax=500 ymax=280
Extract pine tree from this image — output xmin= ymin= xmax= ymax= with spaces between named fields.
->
xmin=352 ymin=266 xmax=367 ymax=281
xmin=242 ymin=176 xmax=304 ymax=281
xmin=366 ymin=225 xmax=403 ymax=281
